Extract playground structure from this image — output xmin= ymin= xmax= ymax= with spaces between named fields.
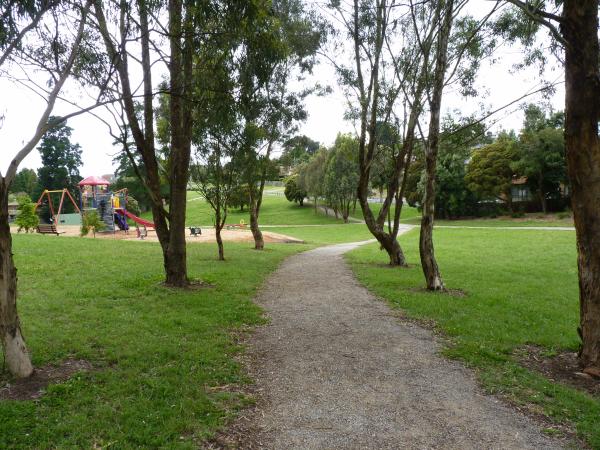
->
xmin=35 ymin=188 xmax=81 ymax=226
xmin=34 ymin=176 xmax=155 ymax=235
xmin=78 ymin=175 xmax=155 ymax=234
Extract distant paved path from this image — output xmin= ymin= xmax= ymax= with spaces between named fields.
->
xmin=241 ymin=236 xmax=565 ymax=449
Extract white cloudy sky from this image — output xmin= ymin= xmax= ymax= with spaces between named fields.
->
xmin=0 ymin=3 xmax=564 ymax=179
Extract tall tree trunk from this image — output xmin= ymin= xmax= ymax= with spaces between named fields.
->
xmin=342 ymin=203 xmax=349 ymax=223
xmin=95 ymin=0 xmax=191 ymax=287
xmin=216 ymin=225 xmax=225 ymax=261
xmin=0 ymin=184 xmax=33 ymax=378
xmin=249 ymin=189 xmax=264 ymax=250
xmin=562 ymin=0 xmax=600 ymax=370
xmin=162 ymin=0 xmax=193 ymax=287
xmin=419 ymin=0 xmax=454 ymax=291
xmin=165 ymin=186 xmax=189 ymax=286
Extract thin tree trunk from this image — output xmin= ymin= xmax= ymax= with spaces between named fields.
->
xmin=539 ymin=190 xmax=547 ymax=214
xmin=343 ymin=199 xmax=349 ymax=223
xmin=249 ymin=189 xmax=264 ymax=250
xmin=419 ymin=0 xmax=454 ymax=291
xmin=538 ymin=174 xmax=547 ymax=214
xmin=562 ymin=0 xmax=600 ymax=370
xmin=0 ymin=184 xmax=33 ymax=378
xmin=216 ymin=225 xmax=225 ymax=261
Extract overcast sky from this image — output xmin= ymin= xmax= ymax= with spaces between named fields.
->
xmin=0 ymin=4 xmax=564 ymax=179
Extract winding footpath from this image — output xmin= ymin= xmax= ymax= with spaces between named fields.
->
xmin=236 ymin=234 xmax=566 ymax=449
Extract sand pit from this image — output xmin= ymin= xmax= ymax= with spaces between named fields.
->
xmin=14 ymin=225 xmax=304 ymax=244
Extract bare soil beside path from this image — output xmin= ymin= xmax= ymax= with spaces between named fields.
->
xmin=215 ymin=238 xmax=568 ymax=449
xmin=11 ymin=225 xmax=303 ymax=244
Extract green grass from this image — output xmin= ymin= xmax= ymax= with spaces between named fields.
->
xmin=401 ymin=214 xmax=574 ymax=228
xmin=268 ymin=224 xmax=375 ymax=245
xmin=347 ymin=228 xmax=600 ymax=447
xmin=0 ymin=235 xmax=309 ymax=448
xmin=177 ymin=192 xmax=345 ymax=226
xmin=179 ymin=191 xmax=420 ymax=227
xmin=367 ymin=202 xmax=421 ymax=221
xmin=4 ymin=196 xmax=586 ymax=447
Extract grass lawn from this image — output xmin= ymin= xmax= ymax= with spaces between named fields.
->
xmin=347 ymin=228 xmax=600 ymax=447
xmin=181 ymin=191 xmax=420 ymax=227
xmin=0 ymin=235 xmax=309 ymax=448
xmin=175 ymin=192 xmax=345 ymax=226
xmin=6 ymin=194 xmax=588 ymax=447
xmin=401 ymin=213 xmax=574 ymax=228
xmin=268 ymin=224 xmax=375 ymax=245
xmin=367 ymin=202 xmax=421 ymax=222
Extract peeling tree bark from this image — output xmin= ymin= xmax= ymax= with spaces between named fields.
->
xmin=249 ymin=189 xmax=264 ymax=250
xmin=419 ymin=0 xmax=454 ymax=291
xmin=561 ymin=0 xmax=600 ymax=369
xmin=0 ymin=1 xmax=92 ymax=377
xmin=0 ymin=183 xmax=33 ymax=378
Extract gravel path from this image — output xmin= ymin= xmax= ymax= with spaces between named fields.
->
xmin=240 ymin=240 xmax=566 ymax=449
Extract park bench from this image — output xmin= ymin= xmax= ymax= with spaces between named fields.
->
xmin=36 ymin=224 xmax=64 ymax=236
xmin=189 ymin=226 xmax=202 ymax=237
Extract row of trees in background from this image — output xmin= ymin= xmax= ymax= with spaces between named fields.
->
xmin=287 ymin=104 xmax=567 ymax=223
xmin=406 ymin=105 xmax=567 ymax=218
xmin=287 ymin=134 xmax=359 ymax=222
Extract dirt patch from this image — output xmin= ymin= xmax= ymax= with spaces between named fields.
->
xmin=516 ymin=345 xmax=600 ymax=397
xmin=0 ymin=359 xmax=93 ymax=401
xmin=13 ymin=225 xmax=305 ymax=245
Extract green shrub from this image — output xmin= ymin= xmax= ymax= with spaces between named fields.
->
xmin=125 ymin=196 xmax=142 ymax=217
xmin=81 ymin=210 xmax=106 ymax=237
xmin=15 ymin=199 xmax=39 ymax=233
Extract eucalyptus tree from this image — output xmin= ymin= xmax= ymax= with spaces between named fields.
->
xmin=191 ymin=147 xmax=240 ymax=261
xmin=418 ymin=0 xmax=455 ymax=291
xmin=93 ymin=0 xmax=209 ymax=286
xmin=327 ymin=0 xmax=433 ymax=265
xmin=404 ymin=0 xmax=502 ymax=289
xmin=324 ymin=134 xmax=360 ymax=223
xmin=328 ymin=0 xmax=497 ymax=273
xmin=233 ymin=0 xmax=323 ymax=250
xmin=502 ymin=0 xmax=600 ymax=371
xmin=188 ymin=2 xmax=247 ymax=262
xmin=298 ymin=147 xmax=328 ymax=211
xmin=0 ymin=0 xmax=102 ymax=377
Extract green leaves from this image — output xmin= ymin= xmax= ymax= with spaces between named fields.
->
xmin=466 ymin=132 xmax=519 ymax=204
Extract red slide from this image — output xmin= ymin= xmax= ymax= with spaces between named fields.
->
xmin=121 ymin=209 xmax=155 ymax=228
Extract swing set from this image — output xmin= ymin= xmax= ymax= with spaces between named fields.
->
xmin=34 ymin=189 xmax=81 ymax=224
